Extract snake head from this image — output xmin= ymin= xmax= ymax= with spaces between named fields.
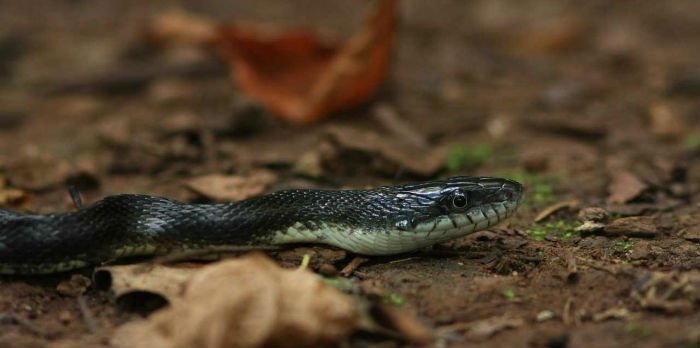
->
xmin=390 ymin=176 xmax=523 ymax=240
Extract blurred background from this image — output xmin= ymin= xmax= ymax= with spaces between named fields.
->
xmin=0 ymin=1 xmax=698 ymax=347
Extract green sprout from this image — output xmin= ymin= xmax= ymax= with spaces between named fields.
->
xmin=494 ymin=171 xmax=560 ymax=206
xmin=446 ymin=143 xmax=494 ymax=172
xmin=624 ymin=322 xmax=651 ymax=337
xmin=684 ymin=133 xmax=700 ymax=149
xmin=503 ymin=288 xmax=516 ymax=300
xmin=526 ymin=220 xmax=579 ymax=241
xmin=614 ymin=241 xmax=635 ymax=252
xmin=385 ymin=293 xmax=404 ymax=306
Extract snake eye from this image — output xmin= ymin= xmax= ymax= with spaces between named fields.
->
xmin=452 ymin=192 xmax=467 ymax=208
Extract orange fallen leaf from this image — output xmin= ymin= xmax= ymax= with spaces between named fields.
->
xmin=216 ymin=0 xmax=396 ymax=124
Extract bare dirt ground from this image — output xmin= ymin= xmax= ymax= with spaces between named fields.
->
xmin=0 ymin=1 xmax=698 ymax=347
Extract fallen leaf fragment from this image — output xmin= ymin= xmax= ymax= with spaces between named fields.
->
xmin=95 ymin=264 xmax=199 ymax=305
xmin=606 ymin=170 xmax=648 ymax=204
xmin=1 ymin=155 xmax=87 ymax=191
xmin=603 ymin=216 xmax=658 ymax=238
xmin=648 ymin=102 xmax=685 ymax=138
xmin=0 ymin=176 xmax=30 ymax=208
xmin=324 ymin=125 xmax=446 ymax=177
xmin=216 ymin=0 xmax=396 ymax=124
xmin=512 ymin=17 xmax=586 ymax=54
xmin=114 ymin=253 xmax=357 ymax=348
xmin=147 ymin=8 xmax=218 ymax=46
xmin=185 ymin=170 xmax=277 ymax=202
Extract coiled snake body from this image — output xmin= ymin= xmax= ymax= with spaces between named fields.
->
xmin=0 ymin=176 xmax=523 ymax=274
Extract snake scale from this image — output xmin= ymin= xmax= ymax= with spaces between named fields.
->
xmin=0 ymin=176 xmax=523 ymax=274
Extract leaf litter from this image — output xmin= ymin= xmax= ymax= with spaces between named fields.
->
xmin=112 ymin=253 xmax=357 ymax=348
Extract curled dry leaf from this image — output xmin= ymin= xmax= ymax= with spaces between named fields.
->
xmin=114 ymin=253 xmax=357 ymax=348
xmin=1 ymin=155 xmax=82 ymax=191
xmin=94 ymin=264 xmax=199 ymax=304
xmin=185 ymin=170 xmax=277 ymax=202
xmin=216 ymin=0 xmax=396 ymax=124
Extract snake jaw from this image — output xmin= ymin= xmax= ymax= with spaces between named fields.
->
xmin=386 ymin=176 xmax=523 ymax=242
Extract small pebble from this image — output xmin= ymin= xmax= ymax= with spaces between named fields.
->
xmin=575 ymin=221 xmax=606 ymax=235
xmin=629 ymin=241 xmax=650 ymax=260
xmin=536 ymin=310 xmax=557 ymax=322
xmin=58 ymin=310 xmax=73 ymax=324
xmin=578 ymin=207 xmax=610 ymax=223
xmin=318 ymin=264 xmax=338 ymax=277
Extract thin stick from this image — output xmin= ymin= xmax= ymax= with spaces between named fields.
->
xmin=341 ymin=256 xmax=368 ymax=277
xmin=0 ymin=312 xmax=51 ymax=338
xmin=77 ymin=296 xmax=100 ymax=336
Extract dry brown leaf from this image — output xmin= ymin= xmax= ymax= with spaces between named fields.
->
xmin=512 ymin=17 xmax=587 ymax=54
xmin=114 ymin=253 xmax=357 ymax=348
xmin=324 ymin=125 xmax=446 ymax=177
xmin=0 ymin=176 xmax=30 ymax=208
xmin=648 ymin=102 xmax=685 ymax=138
xmin=95 ymin=264 xmax=199 ymax=304
xmin=606 ymin=170 xmax=648 ymax=204
xmin=147 ymin=8 xmax=218 ymax=46
xmin=604 ymin=216 xmax=658 ymax=238
xmin=1 ymin=155 xmax=74 ymax=191
xmin=216 ymin=0 xmax=396 ymax=124
xmin=185 ymin=170 xmax=277 ymax=202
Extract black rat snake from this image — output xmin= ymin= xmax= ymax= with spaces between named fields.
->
xmin=0 ymin=176 xmax=523 ymax=274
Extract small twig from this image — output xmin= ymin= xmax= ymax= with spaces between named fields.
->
xmin=68 ymin=185 xmax=83 ymax=209
xmin=388 ymin=257 xmax=416 ymax=264
xmin=533 ymin=200 xmax=580 ymax=222
xmin=77 ymin=296 xmax=101 ymax=337
xmin=562 ymin=297 xmax=574 ymax=326
xmin=565 ymin=249 xmax=579 ymax=282
xmin=0 ymin=312 xmax=51 ymax=338
xmin=341 ymin=256 xmax=368 ymax=277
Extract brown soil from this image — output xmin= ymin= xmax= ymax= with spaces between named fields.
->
xmin=0 ymin=1 xmax=698 ymax=347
